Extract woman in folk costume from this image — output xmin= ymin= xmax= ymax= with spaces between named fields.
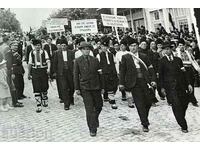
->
xmin=176 ymin=38 xmax=199 ymax=107
xmin=0 ymin=52 xmax=14 ymax=111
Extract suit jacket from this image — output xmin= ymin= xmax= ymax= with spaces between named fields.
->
xmin=44 ymin=44 xmax=57 ymax=59
xmin=74 ymin=55 xmax=102 ymax=90
xmin=5 ymin=51 xmax=24 ymax=75
xmin=159 ymin=56 xmax=190 ymax=90
xmin=25 ymin=44 xmax=33 ymax=64
xmin=52 ymin=50 xmax=75 ymax=76
xmin=119 ymin=52 xmax=156 ymax=91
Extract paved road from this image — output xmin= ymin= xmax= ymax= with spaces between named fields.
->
xmin=0 ymin=63 xmax=200 ymax=142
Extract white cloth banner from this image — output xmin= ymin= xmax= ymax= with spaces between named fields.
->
xmin=42 ymin=18 xmax=68 ymax=27
xmin=71 ymin=19 xmax=98 ymax=34
xmin=47 ymin=25 xmax=65 ymax=33
xmin=101 ymin=14 xmax=129 ymax=28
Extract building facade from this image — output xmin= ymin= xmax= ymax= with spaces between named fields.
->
xmin=117 ymin=8 xmax=193 ymax=33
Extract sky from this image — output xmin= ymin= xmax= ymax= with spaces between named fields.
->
xmin=10 ymin=8 xmax=58 ymax=32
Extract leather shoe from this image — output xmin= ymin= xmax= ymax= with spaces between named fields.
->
xmin=36 ymin=107 xmax=42 ymax=113
xmin=111 ymin=104 xmax=118 ymax=109
xmin=152 ymin=103 xmax=157 ymax=107
xmin=192 ymin=103 xmax=199 ymax=107
xmin=142 ymin=126 xmax=149 ymax=132
xmin=90 ymin=130 xmax=97 ymax=137
xmin=64 ymin=106 xmax=70 ymax=110
xmin=128 ymin=104 xmax=135 ymax=108
xmin=181 ymin=129 xmax=188 ymax=133
xmin=14 ymin=103 xmax=24 ymax=107
xmin=104 ymin=98 xmax=110 ymax=102
xmin=122 ymin=97 xmax=127 ymax=101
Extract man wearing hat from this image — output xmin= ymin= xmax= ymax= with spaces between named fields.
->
xmin=119 ymin=38 xmax=156 ymax=132
xmin=5 ymin=41 xmax=24 ymax=108
xmin=44 ymin=37 xmax=58 ymax=79
xmin=52 ymin=39 xmax=63 ymax=102
xmin=159 ymin=42 xmax=193 ymax=133
xmin=27 ymin=39 xmax=50 ymax=113
xmin=96 ymin=36 xmax=118 ymax=109
xmin=52 ymin=39 xmax=75 ymax=110
xmin=74 ymin=41 xmax=103 ymax=137
xmin=115 ymin=38 xmax=133 ymax=107
xmin=176 ymin=39 xmax=199 ymax=107
xmin=156 ymin=38 xmax=165 ymax=58
xmin=9 ymin=41 xmax=26 ymax=101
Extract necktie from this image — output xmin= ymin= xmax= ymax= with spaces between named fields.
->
xmin=85 ymin=56 xmax=90 ymax=67
xmin=106 ymin=52 xmax=110 ymax=64
xmin=169 ymin=56 xmax=173 ymax=61
xmin=49 ymin=45 xmax=52 ymax=56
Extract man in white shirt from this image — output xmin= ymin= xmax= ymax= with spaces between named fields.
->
xmin=115 ymin=39 xmax=134 ymax=107
xmin=52 ymin=39 xmax=75 ymax=110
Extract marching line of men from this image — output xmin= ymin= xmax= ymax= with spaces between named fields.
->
xmin=25 ymin=34 xmax=199 ymax=137
xmin=1 ymin=32 xmax=199 ymax=137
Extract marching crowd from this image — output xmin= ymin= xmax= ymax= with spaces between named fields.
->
xmin=0 ymin=24 xmax=200 ymax=137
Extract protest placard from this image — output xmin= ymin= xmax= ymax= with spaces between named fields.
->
xmin=46 ymin=25 xmax=65 ymax=33
xmin=71 ymin=19 xmax=98 ymax=34
xmin=101 ymin=14 xmax=128 ymax=28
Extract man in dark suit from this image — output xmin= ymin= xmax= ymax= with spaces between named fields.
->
xmin=25 ymin=39 xmax=34 ymax=64
xmin=44 ymin=37 xmax=58 ymax=79
xmin=43 ymin=37 xmax=57 ymax=59
xmin=74 ymin=41 xmax=103 ymax=137
xmin=52 ymin=39 xmax=75 ymax=110
xmin=119 ymin=38 xmax=156 ymax=132
xmin=96 ymin=36 xmax=118 ymax=109
xmin=159 ymin=43 xmax=193 ymax=133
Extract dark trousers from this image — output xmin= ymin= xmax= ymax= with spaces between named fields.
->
xmin=56 ymin=76 xmax=62 ymax=99
xmin=131 ymin=78 xmax=152 ymax=127
xmin=165 ymin=81 xmax=188 ymax=130
xmin=13 ymin=74 xmax=24 ymax=99
xmin=81 ymin=90 xmax=103 ymax=132
xmin=7 ymin=73 xmax=18 ymax=105
xmin=156 ymin=77 xmax=165 ymax=99
xmin=121 ymin=90 xmax=126 ymax=98
xmin=185 ymin=67 xmax=198 ymax=104
xmin=58 ymin=69 xmax=74 ymax=107
xmin=32 ymin=68 xmax=49 ymax=93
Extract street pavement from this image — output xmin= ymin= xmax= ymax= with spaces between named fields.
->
xmin=0 ymin=63 xmax=200 ymax=142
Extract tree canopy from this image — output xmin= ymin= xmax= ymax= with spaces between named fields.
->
xmin=0 ymin=8 xmax=22 ymax=32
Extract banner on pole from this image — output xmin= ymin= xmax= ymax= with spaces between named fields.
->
xmin=47 ymin=25 xmax=65 ymax=33
xmin=101 ymin=14 xmax=129 ymax=28
xmin=71 ymin=19 xmax=98 ymax=34
xmin=42 ymin=18 xmax=68 ymax=27
xmin=50 ymin=18 xmax=68 ymax=26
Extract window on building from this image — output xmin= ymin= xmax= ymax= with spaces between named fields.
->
xmin=179 ymin=19 xmax=188 ymax=31
xmin=154 ymin=11 xmax=159 ymax=20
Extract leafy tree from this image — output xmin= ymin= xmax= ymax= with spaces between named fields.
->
xmin=0 ymin=8 xmax=21 ymax=32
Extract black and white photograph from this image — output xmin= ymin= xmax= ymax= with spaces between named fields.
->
xmin=1 ymin=2 xmax=200 ymax=143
